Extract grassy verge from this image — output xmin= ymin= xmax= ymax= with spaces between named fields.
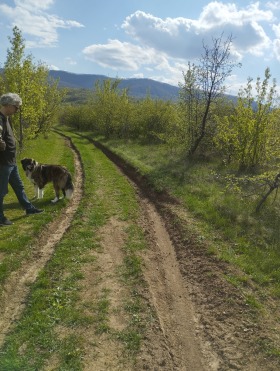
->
xmin=91 ymin=136 xmax=280 ymax=358
xmin=0 ymin=129 xmax=149 ymax=370
xmin=92 ymin=137 xmax=280 ymax=301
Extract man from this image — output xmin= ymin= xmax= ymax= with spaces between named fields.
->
xmin=0 ymin=92 xmax=43 ymax=226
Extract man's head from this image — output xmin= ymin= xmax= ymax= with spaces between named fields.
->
xmin=0 ymin=93 xmax=22 ymax=115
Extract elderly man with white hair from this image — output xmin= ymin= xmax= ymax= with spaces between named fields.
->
xmin=0 ymin=92 xmax=43 ymax=226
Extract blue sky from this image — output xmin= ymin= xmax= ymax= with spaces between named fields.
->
xmin=0 ymin=0 xmax=279 ymax=95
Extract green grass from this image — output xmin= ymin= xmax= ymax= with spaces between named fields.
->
xmin=0 ymin=132 xmax=73 ymax=287
xmin=0 ymin=128 xmax=150 ymax=369
xmin=87 ymin=134 xmax=280 ymax=359
xmin=96 ymin=137 xmax=280 ymax=302
xmin=2 ymin=126 xmax=280 ymax=367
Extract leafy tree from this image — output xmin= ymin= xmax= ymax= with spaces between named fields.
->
xmin=59 ymin=104 xmax=86 ymax=131
xmin=36 ymin=75 xmax=67 ymax=137
xmin=90 ymin=79 xmax=133 ymax=138
xmin=135 ymin=96 xmax=179 ymax=146
xmin=215 ymin=68 xmax=278 ymax=171
xmin=179 ymin=34 xmax=241 ymax=156
xmin=3 ymin=26 xmax=64 ymax=147
xmin=178 ymin=63 xmax=204 ymax=151
xmin=268 ymin=108 xmax=280 ymax=160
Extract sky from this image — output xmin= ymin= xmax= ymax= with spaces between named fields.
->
xmin=0 ymin=0 xmax=280 ymax=95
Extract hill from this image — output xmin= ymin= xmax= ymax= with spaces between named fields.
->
xmin=49 ymin=70 xmax=180 ymax=101
xmin=0 ymin=68 xmax=237 ymax=103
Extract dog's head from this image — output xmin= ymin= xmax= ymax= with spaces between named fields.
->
xmin=21 ymin=158 xmax=37 ymax=173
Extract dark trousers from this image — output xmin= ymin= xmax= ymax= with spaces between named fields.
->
xmin=0 ymin=164 xmax=34 ymax=219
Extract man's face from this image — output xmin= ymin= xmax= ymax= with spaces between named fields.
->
xmin=8 ymin=104 xmax=20 ymax=115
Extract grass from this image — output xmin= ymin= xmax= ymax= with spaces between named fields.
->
xmin=0 ymin=129 xmax=150 ymax=369
xmin=0 ymin=132 xmax=72 ymax=288
xmin=2 ymin=125 xmax=280 ymax=366
xmin=96 ymin=137 xmax=280 ymax=301
xmin=94 ymin=136 xmax=280 ymax=359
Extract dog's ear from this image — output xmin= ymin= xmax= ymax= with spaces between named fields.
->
xmin=21 ymin=158 xmax=29 ymax=170
xmin=21 ymin=158 xmax=35 ymax=171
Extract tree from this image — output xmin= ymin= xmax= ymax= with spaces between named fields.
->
xmin=36 ymin=74 xmax=67 ymax=137
xmin=179 ymin=34 xmax=241 ymax=156
xmin=90 ymin=79 xmax=132 ymax=138
xmin=178 ymin=63 xmax=204 ymax=152
xmin=215 ymin=68 xmax=278 ymax=171
xmin=135 ymin=96 xmax=179 ymax=144
xmin=255 ymin=172 xmax=280 ymax=212
xmin=3 ymin=26 xmax=64 ymax=147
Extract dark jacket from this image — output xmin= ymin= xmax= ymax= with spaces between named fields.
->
xmin=0 ymin=113 xmax=16 ymax=165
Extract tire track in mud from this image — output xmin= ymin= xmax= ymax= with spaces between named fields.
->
xmin=93 ymin=140 xmax=280 ymax=371
xmin=91 ymin=141 xmax=213 ymax=370
xmin=0 ymin=137 xmax=83 ymax=347
xmin=136 ymin=195 xmax=211 ymax=370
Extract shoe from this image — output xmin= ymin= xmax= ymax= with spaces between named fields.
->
xmin=26 ymin=208 xmax=44 ymax=215
xmin=0 ymin=217 xmax=13 ymax=226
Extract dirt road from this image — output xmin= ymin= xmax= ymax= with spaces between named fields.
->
xmin=0 ymin=136 xmax=279 ymax=370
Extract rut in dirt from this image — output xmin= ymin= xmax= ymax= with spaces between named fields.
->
xmin=135 ymin=193 xmax=212 ymax=370
xmin=0 ymin=137 xmax=83 ymax=347
xmin=94 ymin=140 xmax=280 ymax=371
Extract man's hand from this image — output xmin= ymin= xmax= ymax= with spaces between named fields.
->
xmin=0 ymin=139 xmax=6 ymax=151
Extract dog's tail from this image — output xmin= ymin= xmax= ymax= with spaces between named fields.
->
xmin=65 ymin=174 xmax=74 ymax=199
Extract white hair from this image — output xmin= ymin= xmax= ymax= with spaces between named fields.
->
xmin=0 ymin=93 xmax=22 ymax=106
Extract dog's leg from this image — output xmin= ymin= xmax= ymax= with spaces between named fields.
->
xmin=38 ymin=188 xmax=44 ymax=199
xmin=51 ymin=185 xmax=60 ymax=203
xmin=34 ymin=185 xmax=39 ymax=199
xmin=65 ymin=189 xmax=73 ymax=199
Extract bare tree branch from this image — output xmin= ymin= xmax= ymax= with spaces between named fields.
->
xmin=256 ymin=173 xmax=280 ymax=212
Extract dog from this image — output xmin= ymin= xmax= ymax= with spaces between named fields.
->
xmin=21 ymin=157 xmax=74 ymax=203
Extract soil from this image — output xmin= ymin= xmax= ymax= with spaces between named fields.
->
xmin=0 ymin=137 xmax=279 ymax=370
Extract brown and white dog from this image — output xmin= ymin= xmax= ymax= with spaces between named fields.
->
xmin=21 ymin=157 xmax=74 ymax=203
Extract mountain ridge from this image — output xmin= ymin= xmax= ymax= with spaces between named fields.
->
xmin=49 ymin=70 xmax=180 ymax=100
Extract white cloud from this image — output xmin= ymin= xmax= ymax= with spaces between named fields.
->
xmin=83 ymin=39 xmax=164 ymax=71
xmin=122 ymin=11 xmax=201 ymax=60
xmin=48 ymin=64 xmax=59 ymax=70
xmin=273 ymin=38 xmax=280 ymax=61
xmin=131 ymin=73 xmax=144 ymax=79
xmin=199 ymin=2 xmax=273 ymax=27
xmin=65 ymin=57 xmax=77 ymax=66
xmin=14 ymin=0 xmax=54 ymax=11
xmin=273 ymin=23 xmax=280 ymax=38
xmin=1 ymin=1 xmax=277 ymax=90
xmin=272 ymin=23 xmax=280 ymax=60
xmin=121 ymin=4 xmax=273 ymax=60
xmin=81 ymin=2 xmax=276 ymax=87
xmin=0 ymin=0 xmax=84 ymax=47
xmin=266 ymin=1 xmax=280 ymax=10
